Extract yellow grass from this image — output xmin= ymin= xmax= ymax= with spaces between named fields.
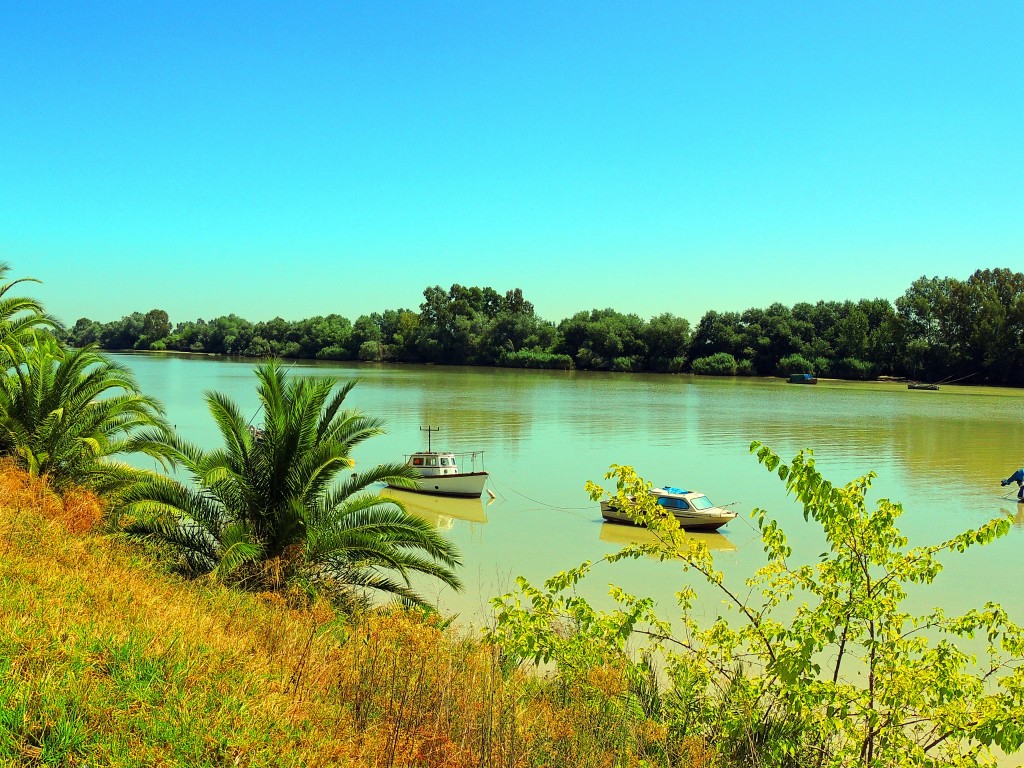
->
xmin=0 ymin=460 xmax=684 ymax=767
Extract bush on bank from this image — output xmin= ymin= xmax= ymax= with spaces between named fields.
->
xmin=691 ymin=352 xmax=738 ymax=376
xmin=490 ymin=448 xmax=1024 ymax=767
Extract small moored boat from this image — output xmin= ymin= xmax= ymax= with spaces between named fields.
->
xmin=788 ymin=373 xmax=817 ymax=384
xmin=388 ymin=426 xmax=489 ymax=498
xmin=600 ymin=486 xmax=737 ymax=531
xmin=907 ymin=382 xmax=939 ymax=391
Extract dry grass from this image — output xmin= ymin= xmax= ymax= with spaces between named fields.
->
xmin=0 ymin=460 xmax=682 ymax=768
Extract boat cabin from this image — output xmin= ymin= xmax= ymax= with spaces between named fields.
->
xmin=651 ymin=486 xmax=718 ymax=510
xmin=407 ymin=451 xmax=464 ymax=477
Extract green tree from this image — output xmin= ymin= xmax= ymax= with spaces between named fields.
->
xmin=555 ymin=309 xmax=646 ymax=371
xmin=688 ymin=310 xmax=744 ymax=363
xmin=98 ymin=312 xmax=147 ymax=350
xmin=643 ymin=312 xmax=691 ymax=372
xmin=739 ymin=303 xmax=800 ymax=374
xmin=0 ymin=336 xmax=171 ymax=494
xmin=120 ymin=362 xmax=462 ymax=608
xmin=139 ymin=308 xmax=171 ymax=348
xmin=66 ymin=317 xmax=104 ymax=348
xmin=417 ymin=285 xmax=474 ymax=363
xmin=894 ymin=276 xmax=959 ymax=380
xmin=348 ymin=314 xmax=382 ymax=358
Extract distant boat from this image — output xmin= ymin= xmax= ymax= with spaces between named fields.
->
xmin=907 ymin=382 xmax=940 ymax=391
xmin=788 ymin=373 xmax=818 ymax=384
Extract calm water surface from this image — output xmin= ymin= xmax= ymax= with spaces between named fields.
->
xmin=115 ymin=353 xmax=1024 ymax=625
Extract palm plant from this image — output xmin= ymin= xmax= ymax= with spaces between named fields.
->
xmin=0 ymin=262 xmax=56 ymax=365
xmin=0 ymin=335 xmax=172 ymax=494
xmin=120 ymin=361 xmax=462 ymax=608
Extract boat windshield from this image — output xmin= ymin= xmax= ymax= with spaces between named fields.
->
xmin=689 ymin=495 xmax=714 ymax=510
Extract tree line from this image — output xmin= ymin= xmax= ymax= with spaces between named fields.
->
xmin=64 ymin=268 xmax=1024 ymax=386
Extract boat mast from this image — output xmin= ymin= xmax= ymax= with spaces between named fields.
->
xmin=420 ymin=425 xmax=441 ymax=453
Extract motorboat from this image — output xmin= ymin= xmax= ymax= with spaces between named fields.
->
xmin=907 ymin=382 xmax=940 ymax=391
xmin=600 ymin=486 xmax=737 ymax=531
xmin=387 ymin=426 xmax=489 ymax=498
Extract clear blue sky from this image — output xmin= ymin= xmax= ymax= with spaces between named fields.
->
xmin=2 ymin=2 xmax=1021 ymax=327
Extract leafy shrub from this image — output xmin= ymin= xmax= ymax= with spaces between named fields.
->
xmin=834 ymin=356 xmax=875 ymax=380
xmin=315 ymin=345 xmax=349 ymax=361
xmin=611 ymin=356 xmax=642 ymax=372
xmin=648 ymin=355 xmax=688 ymax=373
xmin=736 ymin=358 xmax=756 ymax=376
xmin=574 ymin=348 xmax=609 ymax=370
xmin=776 ymin=353 xmax=814 ymax=376
xmin=275 ymin=341 xmax=302 ymax=358
xmin=242 ymin=336 xmax=273 ymax=358
xmin=357 ymin=341 xmax=383 ymax=361
xmin=497 ymin=349 xmax=572 ymax=369
xmin=690 ymin=352 xmax=738 ymax=376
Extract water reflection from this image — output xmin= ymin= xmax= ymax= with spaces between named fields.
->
xmin=598 ymin=521 xmax=737 ymax=553
xmin=381 ymin=487 xmax=490 ymax=530
xmin=1000 ymin=504 xmax=1024 ymax=528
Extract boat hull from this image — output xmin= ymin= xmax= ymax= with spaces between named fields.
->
xmin=388 ymin=472 xmax=489 ymax=498
xmin=600 ymin=501 xmax=736 ymax=532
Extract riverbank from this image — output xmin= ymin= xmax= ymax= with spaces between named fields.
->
xmin=0 ymin=463 xmax=704 ymax=767
xmin=84 ymin=347 xmax=1024 ymax=395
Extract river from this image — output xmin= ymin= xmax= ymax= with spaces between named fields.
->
xmin=115 ymin=352 xmax=1024 ymax=626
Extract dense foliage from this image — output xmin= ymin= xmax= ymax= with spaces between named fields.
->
xmin=0 ymin=262 xmax=54 ymax=365
xmin=489 ymin=452 xmax=1024 ymax=767
xmin=0 ymin=336 xmax=171 ymax=494
xmin=0 ymin=264 xmax=169 ymax=495
xmin=65 ymin=268 xmax=1024 ymax=386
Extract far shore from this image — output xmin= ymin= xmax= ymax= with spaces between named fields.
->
xmin=98 ymin=348 xmax=1024 ymax=394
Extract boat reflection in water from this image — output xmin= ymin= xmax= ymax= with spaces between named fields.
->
xmin=598 ymin=521 xmax=736 ymax=555
xmin=382 ymin=487 xmax=490 ymax=531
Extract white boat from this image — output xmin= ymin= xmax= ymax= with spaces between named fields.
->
xmin=387 ymin=427 xmax=489 ymax=498
xmin=600 ymin=486 xmax=737 ymax=531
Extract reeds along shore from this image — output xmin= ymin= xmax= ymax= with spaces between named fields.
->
xmin=0 ymin=461 xmax=710 ymax=768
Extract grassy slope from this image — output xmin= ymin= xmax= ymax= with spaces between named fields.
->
xmin=0 ymin=466 xmax=501 ymax=767
xmin=0 ymin=462 xmax=682 ymax=768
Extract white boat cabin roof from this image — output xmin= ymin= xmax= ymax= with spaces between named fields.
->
xmin=650 ymin=486 xmax=719 ymax=511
